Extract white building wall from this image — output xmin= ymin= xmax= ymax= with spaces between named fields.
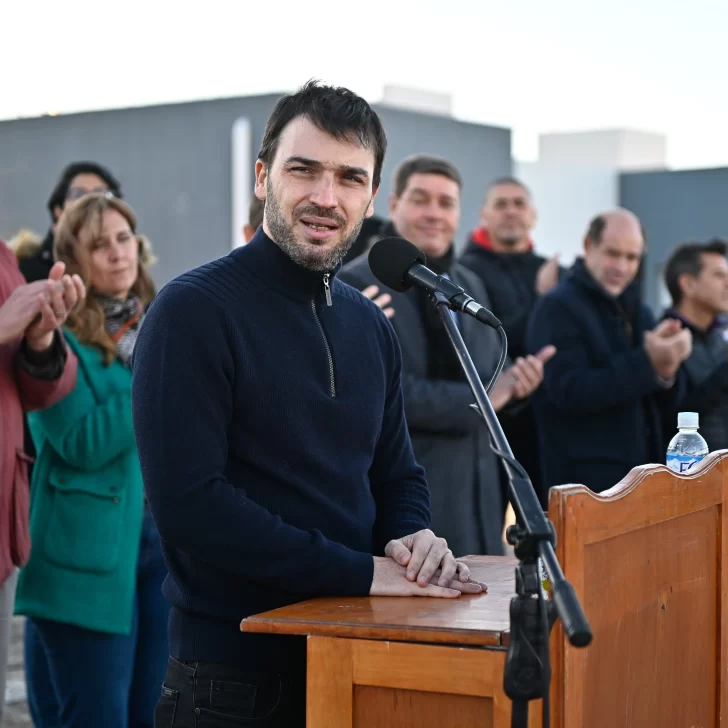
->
xmin=539 ymin=130 xmax=667 ymax=171
xmin=515 ymin=161 xmax=618 ymax=265
xmin=516 ymin=129 xmax=668 ymax=264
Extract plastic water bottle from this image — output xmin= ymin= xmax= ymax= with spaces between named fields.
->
xmin=666 ymin=412 xmax=709 ymax=474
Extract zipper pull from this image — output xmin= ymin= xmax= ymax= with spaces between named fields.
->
xmin=323 ymin=274 xmax=332 ymax=307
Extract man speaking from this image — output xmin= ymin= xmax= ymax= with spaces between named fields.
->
xmin=132 ymin=81 xmax=484 ymax=727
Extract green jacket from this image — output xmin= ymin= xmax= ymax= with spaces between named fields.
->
xmin=15 ymin=330 xmax=143 ymax=635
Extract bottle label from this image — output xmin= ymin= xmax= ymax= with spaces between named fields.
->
xmin=667 ymin=454 xmax=705 ymax=473
xmin=538 ymin=559 xmax=550 ymax=596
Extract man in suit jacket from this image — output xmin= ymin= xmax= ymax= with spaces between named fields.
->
xmin=340 ymin=155 xmax=554 ymax=555
xmin=526 ymin=210 xmax=692 ymax=493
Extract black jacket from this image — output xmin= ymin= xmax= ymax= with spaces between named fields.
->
xmin=459 ymin=236 xmax=565 ymax=504
xmin=18 ymin=229 xmax=55 ymax=283
xmin=526 ymin=260 xmax=684 ymax=493
xmin=340 ymin=248 xmax=508 ymax=556
xmin=662 ymin=309 xmax=728 ymax=452
xmin=460 ymin=237 xmax=564 ymax=359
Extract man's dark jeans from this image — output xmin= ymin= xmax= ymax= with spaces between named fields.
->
xmin=154 ymin=656 xmax=306 ymax=727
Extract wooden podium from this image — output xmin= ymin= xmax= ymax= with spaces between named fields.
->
xmin=242 ymin=451 xmax=728 ymax=727
xmin=244 ymin=556 xmax=528 ymax=727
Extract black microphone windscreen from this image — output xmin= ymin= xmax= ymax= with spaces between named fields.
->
xmin=368 ymin=237 xmax=426 ymax=292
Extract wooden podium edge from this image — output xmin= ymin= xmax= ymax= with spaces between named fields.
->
xmin=549 ymin=450 xmax=728 ymax=503
xmin=241 ymin=610 xmax=505 ymax=648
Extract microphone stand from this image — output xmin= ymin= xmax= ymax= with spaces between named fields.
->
xmin=430 ymin=291 xmax=592 ymax=728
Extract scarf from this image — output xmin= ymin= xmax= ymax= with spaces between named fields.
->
xmin=416 ymin=246 xmax=466 ymax=382
xmin=378 ymin=221 xmax=464 ymax=382
xmin=100 ymin=293 xmax=144 ymax=367
xmin=470 ymin=227 xmax=534 ymax=252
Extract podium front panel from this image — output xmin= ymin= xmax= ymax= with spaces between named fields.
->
xmin=550 ymin=452 xmax=728 ymax=728
xmin=306 ymin=636 xmax=542 ymax=728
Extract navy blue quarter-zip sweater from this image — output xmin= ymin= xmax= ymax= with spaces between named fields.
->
xmin=131 ymin=229 xmax=430 ymax=669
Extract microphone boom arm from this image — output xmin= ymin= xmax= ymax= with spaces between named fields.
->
xmin=428 ymin=290 xmax=591 ymax=728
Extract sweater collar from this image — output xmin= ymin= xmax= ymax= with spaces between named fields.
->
xmin=230 ymin=227 xmax=340 ymax=303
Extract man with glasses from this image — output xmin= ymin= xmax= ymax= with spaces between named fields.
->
xmin=18 ymin=162 xmax=122 ymax=283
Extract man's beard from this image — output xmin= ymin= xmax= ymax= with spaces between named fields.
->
xmin=495 ymin=224 xmax=526 ymax=248
xmin=265 ymin=179 xmax=365 ymax=272
xmin=496 ymin=232 xmax=523 ymax=247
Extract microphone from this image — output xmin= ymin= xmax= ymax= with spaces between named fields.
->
xmin=368 ymin=237 xmax=502 ymax=329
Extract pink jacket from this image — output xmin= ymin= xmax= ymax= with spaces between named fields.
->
xmin=0 ymin=241 xmax=77 ymax=585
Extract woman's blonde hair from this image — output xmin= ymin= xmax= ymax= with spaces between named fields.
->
xmin=54 ymin=193 xmax=156 ymax=365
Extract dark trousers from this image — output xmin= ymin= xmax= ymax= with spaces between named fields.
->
xmin=24 ymin=507 xmax=170 ymax=727
xmin=155 ymin=656 xmax=306 ymax=727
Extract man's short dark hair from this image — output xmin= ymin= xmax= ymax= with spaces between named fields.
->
xmin=665 ymin=238 xmax=728 ymax=305
xmin=586 ymin=215 xmax=608 ymax=244
xmin=392 ymin=155 xmax=462 ymax=197
xmin=248 ymin=197 xmax=265 ymax=230
xmin=258 ymin=79 xmax=387 ymax=189
xmin=47 ymin=162 xmax=122 ymax=220
xmin=484 ymin=176 xmax=531 ymax=201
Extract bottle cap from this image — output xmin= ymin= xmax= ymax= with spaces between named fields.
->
xmin=678 ymin=412 xmax=699 ymax=429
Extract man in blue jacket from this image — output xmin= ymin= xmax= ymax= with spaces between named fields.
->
xmin=662 ymin=239 xmax=728 ymax=451
xmin=526 ymin=209 xmax=692 ymax=495
xmin=132 ymin=81 xmax=485 ymax=727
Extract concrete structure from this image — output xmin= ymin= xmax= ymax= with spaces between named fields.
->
xmin=380 ymin=85 xmax=453 ymax=117
xmin=0 ymin=92 xmax=510 ymax=287
xmin=539 ymin=129 xmax=668 ymax=171
xmin=2 ymin=97 xmax=725 ymax=313
xmin=515 ymin=160 xmax=618 ymax=264
xmin=517 ymin=129 xmax=668 ymax=268
xmin=620 ymin=167 xmax=728 ymax=311
xmin=519 ymin=130 xmax=727 ymax=311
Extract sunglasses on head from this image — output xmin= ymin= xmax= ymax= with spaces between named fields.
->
xmin=65 ymin=187 xmax=114 ymax=202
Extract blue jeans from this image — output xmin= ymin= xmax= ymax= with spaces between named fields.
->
xmin=25 ymin=507 xmax=170 ymax=728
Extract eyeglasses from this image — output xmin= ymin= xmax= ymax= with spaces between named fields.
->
xmin=65 ymin=187 xmax=113 ymax=202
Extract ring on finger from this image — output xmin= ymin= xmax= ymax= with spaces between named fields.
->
xmin=54 ymin=310 xmax=66 ymax=319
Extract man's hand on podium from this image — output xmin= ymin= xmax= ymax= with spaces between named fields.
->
xmin=370 ymin=557 xmax=486 ymax=597
xmin=369 ymin=529 xmax=488 ymax=598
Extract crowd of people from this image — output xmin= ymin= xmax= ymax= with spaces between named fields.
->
xmin=0 ymin=80 xmax=726 ymax=726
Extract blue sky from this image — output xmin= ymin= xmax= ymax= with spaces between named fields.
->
xmin=3 ymin=0 xmax=725 ymax=168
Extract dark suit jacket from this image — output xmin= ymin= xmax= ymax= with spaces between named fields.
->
xmin=526 ymin=260 xmax=684 ymax=493
xmin=340 ymin=254 xmax=508 ymax=556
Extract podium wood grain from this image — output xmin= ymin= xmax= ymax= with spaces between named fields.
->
xmin=242 ymin=556 xmax=542 ymax=727
xmin=241 ymin=453 xmax=728 ymax=726
xmin=242 ymin=555 xmax=515 ymax=646
xmin=549 ymin=450 xmax=728 ymax=728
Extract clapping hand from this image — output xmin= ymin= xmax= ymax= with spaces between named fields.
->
xmin=535 ymin=254 xmax=561 ymax=296
xmin=509 ymin=345 xmax=557 ymax=399
xmin=644 ymin=319 xmax=692 ymax=381
xmin=24 ymin=263 xmax=86 ymax=351
xmin=361 ymin=285 xmax=395 ymax=319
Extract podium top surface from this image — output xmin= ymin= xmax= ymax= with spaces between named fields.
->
xmin=241 ymin=555 xmax=516 ymax=648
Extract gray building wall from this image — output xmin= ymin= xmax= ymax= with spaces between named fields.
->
xmin=619 ymin=167 xmax=728 ymax=312
xmin=0 ymin=95 xmax=510 ymax=287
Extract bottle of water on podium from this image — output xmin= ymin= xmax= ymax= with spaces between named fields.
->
xmin=666 ymin=412 xmax=708 ymax=473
